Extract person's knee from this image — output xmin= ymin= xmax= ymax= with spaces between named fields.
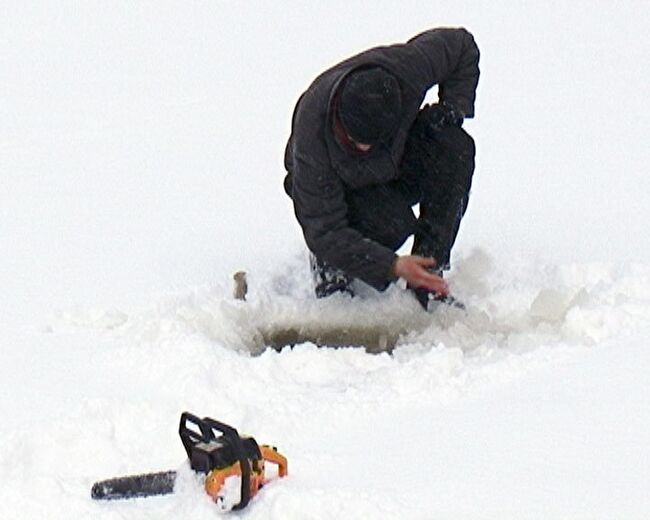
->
xmin=436 ymin=126 xmax=475 ymax=160
xmin=357 ymin=208 xmax=416 ymax=251
xmin=346 ymin=187 xmax=416 ymax=251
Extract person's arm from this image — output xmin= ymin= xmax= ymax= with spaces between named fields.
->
xmin=290 ymin=151 xmax=398 ymax=290
xmin=404 ymin=28 xmax=480 ymax=117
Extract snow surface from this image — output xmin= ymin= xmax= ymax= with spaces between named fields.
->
xmin=2 ymin=2 xmax=650 ymax=519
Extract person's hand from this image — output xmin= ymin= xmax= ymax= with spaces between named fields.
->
xmin=392 ymin=255 xmax=449 ymax=296
xmin=422 ymin=103 xmax=464 ymax=133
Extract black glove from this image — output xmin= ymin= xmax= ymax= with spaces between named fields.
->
xmin=421 ymin=102 xmax=464 ymax=134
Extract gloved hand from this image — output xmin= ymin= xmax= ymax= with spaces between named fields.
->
xmin=421 ymin=102 xmax=464 ymax=133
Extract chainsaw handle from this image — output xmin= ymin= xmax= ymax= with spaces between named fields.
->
xmin=260 ymin=445 xmax=288 ymax=478
xmin=179 ymin=412 xmax=240 ymax=444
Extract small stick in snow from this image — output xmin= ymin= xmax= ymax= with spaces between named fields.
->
xmin=233 ymin=271 xmax=248 ymax=301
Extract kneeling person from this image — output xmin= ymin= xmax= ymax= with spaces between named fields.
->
xmin=283 ymin=28 xmax=480 ymax=309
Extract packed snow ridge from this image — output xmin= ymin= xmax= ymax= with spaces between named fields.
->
xmin=54 ymin=249 xmax=650 ymax=359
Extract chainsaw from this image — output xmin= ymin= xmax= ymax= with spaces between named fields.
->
xmin=91 ymin=412 xmax=288 ymax=512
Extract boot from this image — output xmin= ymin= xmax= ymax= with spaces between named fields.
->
xmin=309 ymin=253 xmax=354 ymax=298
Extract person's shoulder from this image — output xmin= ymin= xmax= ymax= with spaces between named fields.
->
xmin=407 ymin=26 xmax=474 ymax=42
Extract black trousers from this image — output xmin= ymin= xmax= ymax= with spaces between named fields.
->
xmin=346 ymin=121 xmax=475 ymax=271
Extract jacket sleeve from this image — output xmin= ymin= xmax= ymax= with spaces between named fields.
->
xmin=290 ymin=151 xmax=397 ymax=291
xmin=405 ymin=28 xmax=480 ymax=117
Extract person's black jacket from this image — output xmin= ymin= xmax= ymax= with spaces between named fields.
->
xmin=284 ymin=28 xmax=480 ymax=290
